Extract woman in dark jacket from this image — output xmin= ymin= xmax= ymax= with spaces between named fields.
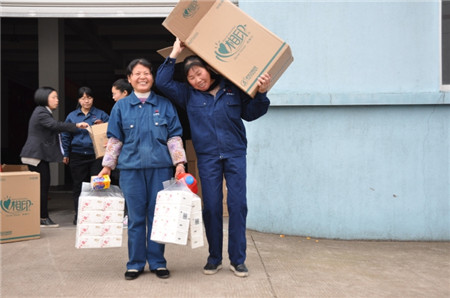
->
xmin=20 ymin=86 xmax=89 ymax=227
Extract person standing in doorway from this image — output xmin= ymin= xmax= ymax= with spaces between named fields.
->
xmin=61 ymin=86 xmax=109 ymax=225
xmin=21 ymin=86 xmax=89 ymax=227
xmin=111 ymin=78 xmax=132 ymax=102
xmin=155 ymin=38 xmax=271 ymax=278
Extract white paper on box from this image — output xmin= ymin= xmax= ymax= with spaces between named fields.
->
xmin=101 ymin=223 xmax=123 ymax=236
xmin=77 ymin=224 xmax=104 ymax=237
xmin=190 ymin=235 xmax=204 ymax=249
xmin=101 ymin=236 xmax=123 ymax=248
xmin=75 ymin=182 xmax=125 ymax=249
xmin=78 ymin=211 xmax=104 ymax=224
xmin=78 ymin=196 xmax=104 ymax=211
xmin=75 ymin=235 xmax=122 ymax=248
xmin=191 ymin=197 xmax=202 ymax=212
xmin=190 ymin=211 xmax=203 ymax=238
xmin=102 ymin=197 xmax=125 ymax=211
xmin=151 ymin=185 xmax=204 ymax=248
xmin=76 ymin=236 xmax=103 ymax=248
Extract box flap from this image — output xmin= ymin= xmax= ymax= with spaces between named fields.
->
xmin=1 ymin=164 xmax=29 ymax=172
xmin=157 ymin=46 xmax=196 ymax=64
xmin=162 ymin=0 xmax=216 ymax=42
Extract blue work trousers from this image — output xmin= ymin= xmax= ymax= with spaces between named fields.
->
xmin=119 ymin=168 xmax=172 ymax=271
xmin=197 ymin=155 xmax=248 ymax=266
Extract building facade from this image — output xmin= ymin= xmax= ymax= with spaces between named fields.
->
xmin=1 ymin=0 xmax=449 ymax=240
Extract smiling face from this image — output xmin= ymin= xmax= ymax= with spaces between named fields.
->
xmin=128 ymin=64 xmax=153 ymax=93
xmin=186 ymin=65 xmax=213 ymax=92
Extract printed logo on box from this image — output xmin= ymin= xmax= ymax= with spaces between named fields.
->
xmin=0 ymin=195 xmax=33 ymax=215
xmin=215 ymin=24 xmax=251 ymax=62
xmin=183 ymin=0 xmax=199 ymax=19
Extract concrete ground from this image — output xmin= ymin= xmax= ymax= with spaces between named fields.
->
xmin=1 ymin=189 xmax=449 ymax=297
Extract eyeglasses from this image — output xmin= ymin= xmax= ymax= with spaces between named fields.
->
xmin=80 ymin=96 xmax=93 ymax=101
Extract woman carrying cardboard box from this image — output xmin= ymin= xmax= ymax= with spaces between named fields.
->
xmin=155 ymin=38 xmax=271 ymax=278
xmin=61 ymin=86 xmax=109 ymax=225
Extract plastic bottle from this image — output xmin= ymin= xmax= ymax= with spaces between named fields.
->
xmin=177 ymin=173 xmax=198 ymax=194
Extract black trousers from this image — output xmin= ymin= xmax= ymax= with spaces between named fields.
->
xmin=69 ymin=153 xmax=103 ymax=214
xmin=28 ymin=161 xmax=50 ymax=218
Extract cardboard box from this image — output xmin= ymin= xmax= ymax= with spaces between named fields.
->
xmin=160 ymin=0 xmax=293 ymax=97
xmin=0 ymin=167 xmax=40 ymax=243
xmin=87 ymin=123 xmax=108 ymax=159
xmin=1 ymin=164 xmax=29 ymax=172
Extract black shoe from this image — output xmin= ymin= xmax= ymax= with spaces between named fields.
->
xmin=203 ymin=262 xmax=222 ymax=275
xmin=40 ymin=217 xmax=59 ymax=228
xmin=124 ymin=269 xmax=143 ymax=280
xmin=230 ymin=263 xmax=249 ymax=277
xmin=150 ymin=268 xmax=170 ymax=279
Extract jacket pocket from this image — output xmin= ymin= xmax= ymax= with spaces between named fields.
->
xmin=122 ymin=120 xmax=136 ymax=144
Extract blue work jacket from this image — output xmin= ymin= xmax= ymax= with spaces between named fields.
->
xmin=155 ymin=57 xmax=270 ymax=159
xmin=62 ymin=106 xmax=109 ymax=156
xmin=107 ymin=91 xmax=183 ymax=170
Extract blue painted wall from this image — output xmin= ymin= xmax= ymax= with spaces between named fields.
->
xmin=240 ymin=0 xmax=450 ymax=240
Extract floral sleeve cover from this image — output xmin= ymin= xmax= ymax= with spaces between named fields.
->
xmin=167 ymin=136 xmax=187 ymax=166
xmin=102 ymin=137 xmax=123 ymax=170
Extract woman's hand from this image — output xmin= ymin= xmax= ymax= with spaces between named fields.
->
xmin=93 ymin=119 xmax=104 ymax=125
xmin=257 ymin=73 xmax=272 ymax=93
xmin=63 ymin=157 xmax=69 ymax=165
xmin=76 ymin=122 xmax=89 ymax=129
xmin=174 ymin=163 xmax=186 ymax=179
xmin=170 ymin=38 xmax=186 ymax=59
xmin=98 ymin=166 xmax=111 ymax=177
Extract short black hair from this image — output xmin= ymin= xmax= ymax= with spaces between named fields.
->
xmin=126 ymin=58 xmax=153 ymax=76
xmin=112 ymin=78 xmax=132 ymax=95
xmin=78 ymin=86 xmax=94 ymax=99
xmin=183 ymin=55 xmax=219 ymax=82
xmin=34 ymin=86 xmax=56 ymax=106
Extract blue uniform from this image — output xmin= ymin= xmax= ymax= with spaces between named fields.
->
xmin=61 ymin=106 xmax=109 ymax=156
xmin=108 ymin=91 xmax=183 ymax=271
xmin=62 ymin=106 xmax=109 ymax=216
xmin=156 ymin=57 xmax=270 ymax=266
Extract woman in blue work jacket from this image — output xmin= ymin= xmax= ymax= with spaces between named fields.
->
xmin=98 ymin=58 xmax=187 ymax=281
xmin=61 ymin=86 xmax=109 ymax=225
xmin=155 ymin=39 xmax=271 ymax=278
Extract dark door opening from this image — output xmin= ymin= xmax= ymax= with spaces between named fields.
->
xmin=1 ymin=17 xmax=190 ymax=185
